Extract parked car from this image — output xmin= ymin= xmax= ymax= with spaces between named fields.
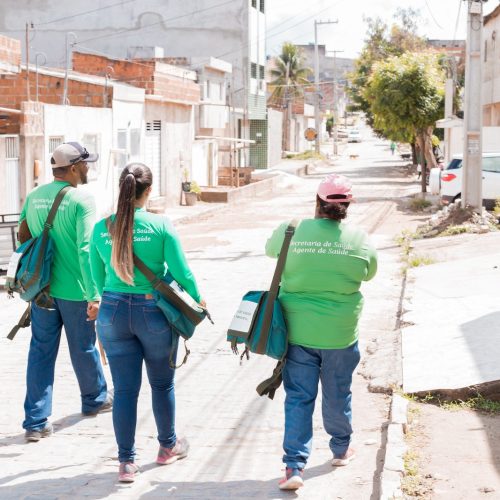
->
xmin=430 ymin=153 xmax=500 ymax=209
xmin=397 ymin=144 xmax=412 ymax=160
xmin=337 ymin=127 xmax=348 ymax=139
xmin=347 ymin=129 xmax=362 ymax=143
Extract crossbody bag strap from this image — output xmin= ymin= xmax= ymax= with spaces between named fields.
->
xmin=105 ymin=216 xmax=161 ymax=285
xmin=255 ymin=220 xmax=298 ymax=354
xmin=24 ymin=185 xmax=72 ymax=289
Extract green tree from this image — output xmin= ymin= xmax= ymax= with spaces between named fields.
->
xmin=364 ymin=51 xmax=445 ymax=191
xmin=348 ymin=9 xmax=426 ymax=130
xmin=268 ymin=42 xmax=312 ymax=107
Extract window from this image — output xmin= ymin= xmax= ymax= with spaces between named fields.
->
xmin=48 ymin=136 xmax=64 ymax=154
xmin=482 ymin=156 xmax=500 ymax=173
xmin=130 ymin=128 xmax=141 ymax=157
xmin=251 ymin=0 xmax=256 ymax=8
xmin=82 ymin=134 xmax=100 ymax=181
xmin=260 ymin=0 xmax=265 ymax=13
xmin=117 ymin=129 xmax=127 ymax=150
xmin=251 ymin=63 xmax=257 ymax=79
xmin=259 ymin=64 xmax=265 ymax=80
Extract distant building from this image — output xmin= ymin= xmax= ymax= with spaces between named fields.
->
xmin=483 ymin=5 xmax=500 ymax=126
xmin=427 ymin=39 xmax=466 ymax=60
xmin=0 ymin=0 xmax=271 ymax=167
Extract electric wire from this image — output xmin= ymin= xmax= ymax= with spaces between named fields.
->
xmin=424 ymin=0 xmax=444 ymax=30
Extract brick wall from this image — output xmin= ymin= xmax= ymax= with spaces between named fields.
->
xmin=0 ymin=70 xmax=112 ymax=133
xmin=73 ymin=51 xmax=200 ymax=105
xmin=0 ymin=35 xmax=21 ymax=74
xmin=0 ymin=70 xmax=113 ymax=109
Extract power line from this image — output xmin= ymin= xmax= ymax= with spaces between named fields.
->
xmin=74 ymin=0 xmax=234 ymax=46
xmin=424 ymin=0 xmax=443 ymax=30
xmin=35 ymin=0 xmax=138 ymax=27
xmin=452 ymin=0 xmax=463 ymax=42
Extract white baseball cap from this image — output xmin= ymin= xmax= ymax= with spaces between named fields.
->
xmin=51 ymin=142 xmax=98 ymax=168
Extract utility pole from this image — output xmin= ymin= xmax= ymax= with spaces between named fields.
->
xmin=25 ymin=23 xmax=30 ymax=101
xmin=63 ymin=32 xmax=76 ymax=105
xmin=314 ymin=19 xmax=337 ymax=154
xmin=329 ymin=49 xmax=344 ymax=156
xmin=462 ymin=0 xmax=487 ymax=212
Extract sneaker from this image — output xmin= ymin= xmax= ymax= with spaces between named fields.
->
xmin=82 ymin=391 xmax=114 ymax=416
xmin=332 ymin=447 xmax=356 ymax=466
xmin=118 ymin=462 xmax=139 ymax=483
xmin=25 ymin=422 xmax=53 ymax=442
xmin=156 ymin=437 xmax=189 ymax=465
xmin=278 ymin=468 xmax=304 ymax=490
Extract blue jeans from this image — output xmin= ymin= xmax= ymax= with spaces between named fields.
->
xmin=97 ymin=292 xmax=178 ymax=463
xmin=282 ymin=342 xmax=360 ymax=470
xmin=23 ymin=299 xmax=108 ymax=431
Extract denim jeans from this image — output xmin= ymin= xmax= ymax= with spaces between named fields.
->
xmin=282 ymin=342 xmax=360 ymax=470
xmin=96 ymin=292 xmax=178 ymax=463
xmin=23 ymin=299 xmax=108 ymax=431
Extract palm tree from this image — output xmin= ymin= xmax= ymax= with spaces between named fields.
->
xmin=268 ymin=42 xmax=312 ymax=108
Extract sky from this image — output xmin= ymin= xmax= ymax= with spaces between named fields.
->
xmin=266 ymin=0 xmax=499 ymax=59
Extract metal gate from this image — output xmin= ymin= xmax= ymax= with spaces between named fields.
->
xmin=145 ymin=121 xmax=162 ymax=197
xmin=2 ymin=135 xmax=20 ymax=213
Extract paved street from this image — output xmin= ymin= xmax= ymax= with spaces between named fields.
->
xmin=0 ymin=130 xmax=419 ymax=499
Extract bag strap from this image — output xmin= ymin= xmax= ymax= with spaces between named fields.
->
xmin=6 ymin=303 xmax=31 ymax=340
xmin=256 ymin=356 xmax=287 ymax=400
xmin=23 ymin=185 xmax=72 ymax=290
xmin=45 ymin=185 xmax=72 ymax=228
xmin=254 ymin=220 xmax=298 ymax=355
xmin=169 ymin=334 xmax=191 ymax=369
xmin=105 ymin=216 xmax=210 ymax=325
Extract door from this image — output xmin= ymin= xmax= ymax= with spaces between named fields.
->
xmin=3 ymin=135 xmax=20 ymax=213
xmin=145 ymin=121 xmax=162 ymax=197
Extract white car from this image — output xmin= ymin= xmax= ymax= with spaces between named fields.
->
xmin=431 ymin=153 xmax=500 ymax=209
xmin=347 ymin=129 xmax=362 ymax=143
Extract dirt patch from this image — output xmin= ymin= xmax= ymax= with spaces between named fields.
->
xmin=404 ymin=402 xmax=500 ymax=499
xmin=413 ymin=205 xmax=498 ymax=239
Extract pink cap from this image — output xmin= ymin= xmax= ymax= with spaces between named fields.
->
xmin=317 ymin=174 xmax=354 ymax=202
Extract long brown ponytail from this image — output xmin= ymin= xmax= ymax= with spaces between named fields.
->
xmin=111 ymin=163 xmax=153 ymax=284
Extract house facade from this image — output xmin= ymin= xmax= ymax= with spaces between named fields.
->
xmin=483 ymin=5 xmax=500 ymax=126
xmin=0 ymin=0 xmax=270 ymax=167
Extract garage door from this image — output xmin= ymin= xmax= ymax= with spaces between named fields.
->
xmin=145 ymin=121 xmax=162 ymax=197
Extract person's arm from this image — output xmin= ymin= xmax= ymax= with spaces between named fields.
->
xmin=18 ymin=201 xmax=32 ymax=244
xmin=364 ymin=238 xmax=378 ymax=281
xmin=163 ymin=219 xmax=201 ymax=302
xmin=75 ymin=194 xmax=100 ymax=302
xmin=265 ymin=222 xmax=288 ymax=259
xmin=90 ymin=226 xmax=105 ymax=297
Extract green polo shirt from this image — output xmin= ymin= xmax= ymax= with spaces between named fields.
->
xmin=90 ymin=209 xmax=201 ymax=302
xmin=266 ymin=218 xmax=377 ymax=349
xmin=19 ymin=181 xmax=99 ymax=302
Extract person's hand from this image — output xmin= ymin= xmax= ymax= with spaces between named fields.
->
xmin=199 ymin=298 xmax=207 ymax=309
xmin=87 ymin=301 xmax=100 ymax=321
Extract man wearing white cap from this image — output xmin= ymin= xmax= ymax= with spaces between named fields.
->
xmin=18 ymin=141 xmax=111 ymax=442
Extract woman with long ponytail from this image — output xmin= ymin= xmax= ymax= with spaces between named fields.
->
xmin=90 ymin=163 xmax=203 ymax=483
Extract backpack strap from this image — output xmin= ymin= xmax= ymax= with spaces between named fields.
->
xmin=254 ymin=220 xmax=298 ymax=355
xmin=23 ymin=185 xmax=72 ymax=290
xmin=256 ymin=355 xmax=287 ymax=400
xmin=6 ymin=303 xmax=31 ymax=340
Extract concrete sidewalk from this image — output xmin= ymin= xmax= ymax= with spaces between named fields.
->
xmin=401 ymin=232 xmax=500 ymax=396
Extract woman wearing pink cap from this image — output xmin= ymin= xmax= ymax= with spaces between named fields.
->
xmin=266 ymin=174 xmax=377 ymax=490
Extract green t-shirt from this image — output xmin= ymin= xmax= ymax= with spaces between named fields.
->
xmin=90 ymin=209 xmax=201 ymax=302
xmin=19 ymin=181 xmax=99 ymax=301
xmin=266 ymin=218 xmax=377 ymax=349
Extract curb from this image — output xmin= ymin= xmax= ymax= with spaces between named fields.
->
xmin=379 ymin=394 xmax=408 ymax=499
